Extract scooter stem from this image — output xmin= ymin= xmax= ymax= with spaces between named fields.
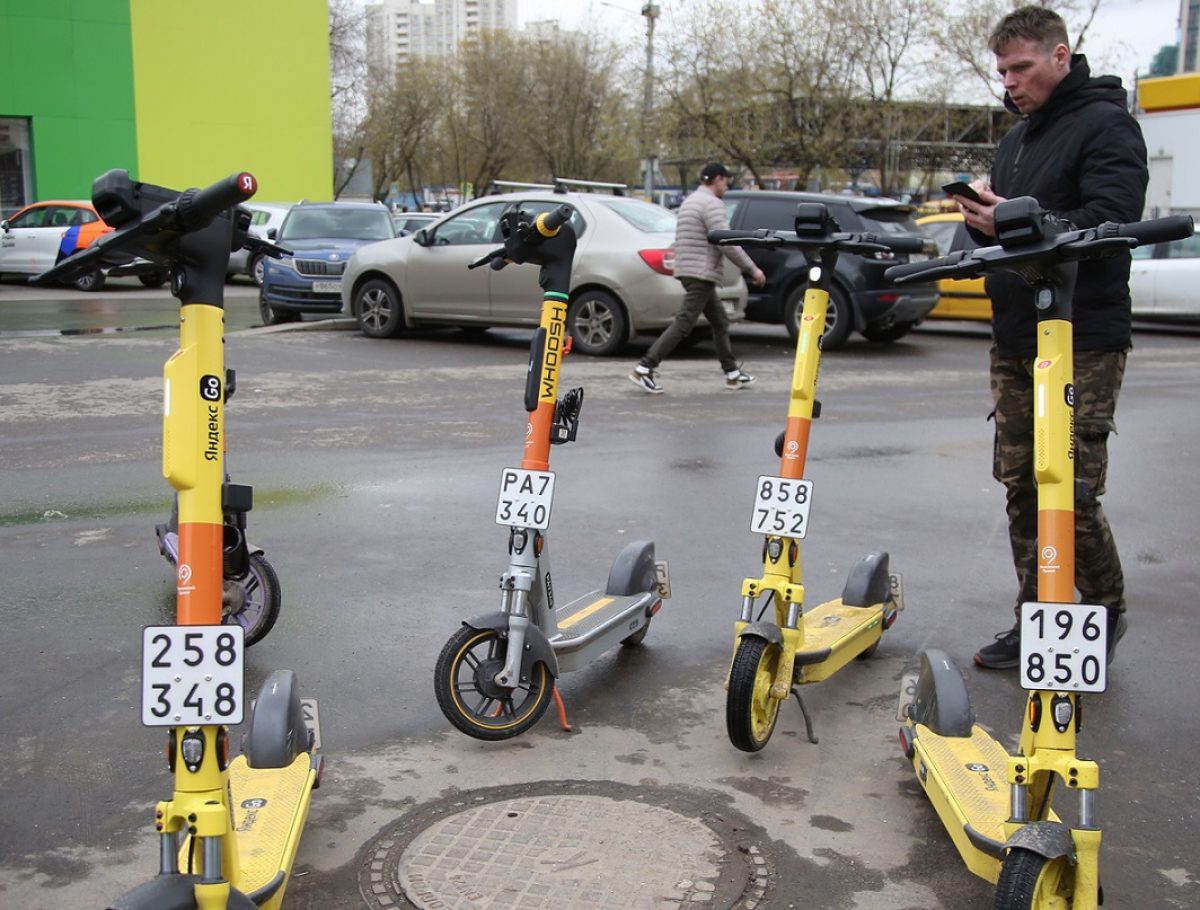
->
xmin=522 ymin=290 xmax=570 ymax=471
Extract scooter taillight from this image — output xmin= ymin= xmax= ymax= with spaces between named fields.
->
xmin=639 ymin=249 xmax=674 ymax=275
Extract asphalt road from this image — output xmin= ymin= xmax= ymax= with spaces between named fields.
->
xmin=1 ymin=304 xmax=1197 ymax=909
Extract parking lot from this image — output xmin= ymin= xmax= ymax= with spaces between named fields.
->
xmin=1 ymin=307 xmax=1197 ymax=908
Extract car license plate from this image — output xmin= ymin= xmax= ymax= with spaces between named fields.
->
xmin=749 ymin=475 xmax=813 ymax=538
xmin=1019 ymin=602 xmax=1107 ymax=693
xmin=141 ymin=625 xmax=244 ymax=726
xmin=654 ymin=560 xmax=671 ymax=599
xmin=300 ymin=697 xmax=322 ymax=750
xmin=897 ymin=672 xmax=919 ymax=721
xmin=496 ymin=468 xmax=555 ymax=530
xmin=312 ymin=280 xmax=342 ymax=294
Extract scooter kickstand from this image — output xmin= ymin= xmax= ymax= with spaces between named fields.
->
xmin=790 ymin=687 xmax=819 ymax=744
xmin=552 ymin=687 xmax=573 ymax=732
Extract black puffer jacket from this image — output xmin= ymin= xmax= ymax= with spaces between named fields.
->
xmin=979 ymin=56 xmax=1148 ymax=357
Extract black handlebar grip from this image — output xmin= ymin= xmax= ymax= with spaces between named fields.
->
xmin=538 ymin=205 xmax=573 ymax=236
xmin=180 ymin=172 xmax=259 ymax=231
xmin=1117 ymin=214 xmax=1194 ymax=248
xmin=885 ymin=257 xmax=948 ymax=283
xmin=707 ymin=229 xmax=756 ymax=244
xmin=879 ymin=234 xmax=925 ymax=254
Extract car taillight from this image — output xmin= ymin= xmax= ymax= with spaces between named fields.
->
xmin=639 ymin=249 xmax=674 ymax=275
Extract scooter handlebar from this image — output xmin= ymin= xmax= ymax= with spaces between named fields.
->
xmin=708 ymin=229 xmax=780 ymax=247
xmin=863 ymin=233 xmax=924 ymax=254
xmin=468 ymin=247 xmax=506 ymax=270
xmin=182 ymin=172 xmax=259 ymax=230
xmin=539 ymin=205 xmax=572 ymax=235
xmin=885 ymin=250 xmax=975 ymax=285
xmin=1114 ymin=214 xmax=1193 ymax=247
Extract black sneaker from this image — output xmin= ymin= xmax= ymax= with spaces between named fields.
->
xmin=1107 ymin=611 xmax=1127 ymax=664
xmin=629 ymin=367 xmax=664 ymax=394
xmin=725 ymin=368 xmax=756 ymax=389
xmin=974 ymin=626 xmax=1020 ymax=669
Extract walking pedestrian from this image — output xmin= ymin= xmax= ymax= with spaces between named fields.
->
xmin=630 ymin=163 xmax=766 ymax=394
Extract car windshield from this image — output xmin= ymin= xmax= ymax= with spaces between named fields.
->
xmin=859 ymin=207 xmax=920 ymax=234
xmin=280 ymin=207 xmax=393 ymax=242
xmin=598 ymin=198 xmax=677 ymax=233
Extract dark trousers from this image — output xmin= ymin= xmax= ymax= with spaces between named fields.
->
xmin=990 ymin=348 xmax=1127 ymax=616
xmin=641 ymin=277 xmax=737 ymax=373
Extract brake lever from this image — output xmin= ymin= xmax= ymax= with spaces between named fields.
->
xmin=468 ymin=247 xmax=506 ymax=270
xmin=241 ymin=234 xmax=292 ymax=260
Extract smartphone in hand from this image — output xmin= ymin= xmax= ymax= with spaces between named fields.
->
xmin=942 ymin=181 xmax=984 ymax=205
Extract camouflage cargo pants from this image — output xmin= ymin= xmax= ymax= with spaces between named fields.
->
xmin=990 ymin=348 xmax=1127 ymax=616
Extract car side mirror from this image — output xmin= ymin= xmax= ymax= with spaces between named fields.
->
xmin=413 ymin=228 xmax=430 ymax=246
xmin=267 ymin=228 xmax=277 ymax=240
xmin=1 ymin=220 xmax=9 ymax=232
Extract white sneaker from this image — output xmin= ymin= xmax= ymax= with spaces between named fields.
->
xmin=725 ymin=368 xmax=755 ymax=389
xmin=629 ymin=367 xmax=664 ymax=394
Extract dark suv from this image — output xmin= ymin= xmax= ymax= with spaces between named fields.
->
xmin=259 ymin=202 xmax=395 ymax=324
xmin=723 ymin=191 xmax=939 ymax=348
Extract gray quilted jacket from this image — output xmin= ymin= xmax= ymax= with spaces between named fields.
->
xmin=672 ymin=185 xmax=756 ymax=283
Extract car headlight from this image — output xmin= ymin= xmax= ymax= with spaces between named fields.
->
xmin=268 ymin=256 xmax=296 ymax=272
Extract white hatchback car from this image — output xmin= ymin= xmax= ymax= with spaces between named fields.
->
xmin=227 ymin=202 xmax=292 ymax=286
xmin=1130 ymin=226 xmax=1200 ymax=323
xmin=340 ymin=190 xmax=748 ymax=355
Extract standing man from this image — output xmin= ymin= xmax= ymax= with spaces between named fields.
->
xmin=630 ymin=163 xmax=765 ymax=394
xmin=957 ymin=6 xmax=1148 ymax=669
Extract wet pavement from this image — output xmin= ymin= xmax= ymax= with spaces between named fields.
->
xmin=1 ymin=319 xmax=1198 ymax=908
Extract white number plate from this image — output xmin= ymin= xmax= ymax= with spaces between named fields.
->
xmin=312 ymin=280 xmax=342 ymax=294
xmin=1019 ymin=602 xmax=1107 ymax=693
xmin=496 ymin=468 xmax=555 ymax=530
xmin=141 ymin=625 xmax=245 ymax=726
xmin=300 ymin=697 xmax=322 ymax=751
xmin=749 ymin=475 xmax=813 ymax=538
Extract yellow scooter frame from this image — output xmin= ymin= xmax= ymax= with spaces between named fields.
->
xmin=35 ymin=169 xmax=322 ymax=910
xmin=890 ymin=199 xmax=1194 ymax=908
xmin=710 ymin=207 xmax=917 ymax=752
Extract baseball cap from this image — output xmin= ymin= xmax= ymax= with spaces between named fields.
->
xmin=699 ymin=162 xmax=732 ymax=183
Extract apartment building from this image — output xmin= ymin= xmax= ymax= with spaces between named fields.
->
xmin=366 ymin=0 xmax=518 ymax=71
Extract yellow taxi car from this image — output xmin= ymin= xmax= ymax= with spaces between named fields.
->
xmin=917 ymin=212 xmax=991 ymax=320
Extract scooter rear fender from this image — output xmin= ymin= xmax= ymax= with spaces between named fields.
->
xmin=464 ymin=612 xmax=560 ymax=678
xmin=1004 ymin=820 xmax=1076 ymax=862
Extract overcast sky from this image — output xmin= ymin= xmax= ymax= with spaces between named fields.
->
xmin=517 ymin=0 xmax=1181 ymax=90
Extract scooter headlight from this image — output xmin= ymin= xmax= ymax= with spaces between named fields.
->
xmin=180 ymin=730 xmax=205 ymax=772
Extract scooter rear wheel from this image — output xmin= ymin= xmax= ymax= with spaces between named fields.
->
xmin=726 ymin=636 xmax=783 ymax=752
xmin=224 ymin=552 xmax=281 ymax=647
xmin=994 ymin=847 xmax=1073 ymax=909
xmin=434 ymin=626 xmax=553 ymax=740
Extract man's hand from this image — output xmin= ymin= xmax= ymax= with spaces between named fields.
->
xmin=958 ymin=181 xmax=1006 ymax=239
xmin=748 ymin=268 xmax=766 ymax=288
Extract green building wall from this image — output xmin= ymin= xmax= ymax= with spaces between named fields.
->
xmin=0 ymin=0 xmax=331 ymax=204
xmin=0 ymin=0 xmax=138 ymax=200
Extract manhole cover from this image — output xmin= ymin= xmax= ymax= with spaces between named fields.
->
xmin=359 ymin=781 xmax=772 ymax=909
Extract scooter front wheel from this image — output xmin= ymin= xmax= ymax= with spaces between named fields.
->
xmin=434 ymin=626 xmax=553 ymax=740
xmin=726 ymin=636 xmax=783 ymax=752
xmin=994 ymin=847 xmax=1073 ymax=909
xmin=224 ymin=552 xmax=281 ymax=646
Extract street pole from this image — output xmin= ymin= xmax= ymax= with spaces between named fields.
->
xmin=641 ymin=3 xmax=659 ymax=202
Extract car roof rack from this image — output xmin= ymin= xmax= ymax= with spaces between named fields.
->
xmin=552 ymin=177 xmax=627 ymax=196
xmin=488 ymin=180 xmax=556 ymax=195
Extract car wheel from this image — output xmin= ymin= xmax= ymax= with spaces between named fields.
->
xmin=258 ymin=292 xmax=299 ymax=326
xmin=861 ymin=320 xmax=916 ymax=343
xmin=139 ymin=271 xmax=168 ymax=289
xmin=355 ymin=278 xmax=405 ymax=338
xmin=567 ymin=289 xmax=628 ymax=356
xmin=784 ymin=282 xmax=853 ymax=350
xmin=73 ymin=269 xmax=105 ymax=292
xmin=249 ymin=254 xmax=265 ymax=288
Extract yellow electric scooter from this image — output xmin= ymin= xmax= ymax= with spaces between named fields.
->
xmin=888 ymin=198 xmax=1192 ymax=908
xmin=709 ymin=204 xmax=918 ymax=752
xmin=34 ymin=169 xmax=322 ymax=910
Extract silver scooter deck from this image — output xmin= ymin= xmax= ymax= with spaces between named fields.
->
xmin=548 ymin=589 xmax=659 ymax=673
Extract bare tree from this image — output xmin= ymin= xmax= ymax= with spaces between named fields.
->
xmin=329 ymin=0 xmax=369 ymax=198
xmin=363 ymin=59 xmax=448 ymax=206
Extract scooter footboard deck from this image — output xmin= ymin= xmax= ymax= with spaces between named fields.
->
xmin=910 ymin=724 xmax=1015 ymax=882
xmin=795 ymin=599 xmax=884 ymax=682
xmin=227 ymin=752 xmax=316 ymax=901
xmin=550 ymin=589 xmax=657 ymax=672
